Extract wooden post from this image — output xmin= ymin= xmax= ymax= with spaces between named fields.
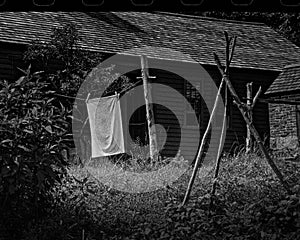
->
xmin=246 ymin=82 xmax=253 ymax=154
xmin=213 ymin=32 xmax=292 ymax=194
xmin=295 ymin=105 xmax=300 ymax=157
xmin=140 ymin=55 xmax=158 ymax=161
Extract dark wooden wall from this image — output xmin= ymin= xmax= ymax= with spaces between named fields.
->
xmin=207 ymin=66 xmax=278 ymax=154
xmin=0 ymin=42 xmax=279 ymax=163
xmin=0 ymin=42 xmax=27 ymax=81
xmin=112 ymin=56 xmax=278 ymax=162
xmin=151 ymin=62 xmax=278 ymax=161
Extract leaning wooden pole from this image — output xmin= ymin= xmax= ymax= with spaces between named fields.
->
xmin=210 ymin=83 xmax=228 ymax=205
xmin=210 ymin=34 xmax=231 ymax=201
xmin=181 ymin=76 xmax=226 ymax=206
xmin=213 ymin=32 xmax=292 ymax=195
xmin=181 ymin=33 xmax=235 ymax=206
xmin=246 ymin=82 xmax=253 ymax=154
xmin=140 ymin=55 xmax=159 ymax=161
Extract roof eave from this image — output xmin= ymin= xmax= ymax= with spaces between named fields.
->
xmin=0 ymin=39 xmax=284 ymax=72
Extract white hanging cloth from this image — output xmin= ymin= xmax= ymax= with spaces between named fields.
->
xmin=86 ymin=94 xmax=125 ymax=157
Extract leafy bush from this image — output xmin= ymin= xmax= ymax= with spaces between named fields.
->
xmin=0 ymin=66 xmax=73 ymax=238
xmin=24 ymin=23 xmax=133 ymax=99
xmin=0 ymin=23 xmax=135 ymax=239
xmin=24 ymin=23 xmax=133 ymax=165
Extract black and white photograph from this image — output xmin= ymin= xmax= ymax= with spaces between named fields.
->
xmin=0 ymin=7 xmax=299 ymax=240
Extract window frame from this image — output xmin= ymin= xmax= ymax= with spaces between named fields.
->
xmin=183 ymin=81 xmax=202 ymax=128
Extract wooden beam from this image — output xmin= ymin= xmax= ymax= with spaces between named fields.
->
xmin=258 ymin=98 xmax=300 ymax=106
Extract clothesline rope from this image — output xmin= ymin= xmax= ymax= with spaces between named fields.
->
xmin=53 ymin=80 xmax=142 ymax=102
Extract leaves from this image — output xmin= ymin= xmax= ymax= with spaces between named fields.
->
xmin=44 ymin=125 xmax=53 ymax=134
xmin=15 ymin=76 xmax=26 ymax=86
xmin=201 ymin=12 xmax=300 ymax=47
xmin=0 ymin=63 xmax=71 ymax=224
xmin=17 ymin=145 xmax=31 ymax=152
xmin=0 ymin=139 xmax=13 ymax=146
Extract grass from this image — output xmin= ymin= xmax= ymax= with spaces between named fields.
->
xmin=84 ymin=152 xmax=189 ymax=193
xmin=3 ymin=149 xmax=300 ymax=240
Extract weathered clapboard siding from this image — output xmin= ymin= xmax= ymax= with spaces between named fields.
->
xmin=105 ymin=56 xmax=278 ymax=162
xmin=208 ymin=67 xmax=278 ymax=152
xmin=150 ymin=62 xmax=278 ymax=161
xmin=152 ymin=68 xmax=186 ymax=158
xmin=0 ymin=42 xmax=279 ymax=162
xmin=149 ymin=61 xmax=217 ymax=161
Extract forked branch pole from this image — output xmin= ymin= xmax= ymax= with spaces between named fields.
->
xmin=182 ymin=32 xmax=292 ymax=207
xmin=181 ymin=33 xmax=235 ymax=206
xmin=210 ymin=32 xmax=231 ymax=203
xmin=213 ymin=32 xmax=292 ymax=195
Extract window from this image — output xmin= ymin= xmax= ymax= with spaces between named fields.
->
xmin=184 ymin=82 xmax=202 ymax=127
xmin=184 ymin=80 xmax=233 ymax=130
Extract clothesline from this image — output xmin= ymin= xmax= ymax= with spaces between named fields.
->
xmin=53 ymin=80 xmax=142 ymax=102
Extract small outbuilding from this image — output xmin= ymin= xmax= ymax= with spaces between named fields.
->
xmin=265 ymin=64 xmax=300 ymax=157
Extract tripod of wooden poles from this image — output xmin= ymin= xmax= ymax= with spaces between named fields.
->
xmin=182 ymin=31 xmax=292 ymax=207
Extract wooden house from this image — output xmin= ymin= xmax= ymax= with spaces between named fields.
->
xmin=0 ymin=12 xmax=299 ymax=162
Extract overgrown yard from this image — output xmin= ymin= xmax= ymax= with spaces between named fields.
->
xmin=1 ymin=23 xmax=300 ymax=240
xmin=2 ymin=151 xmax=299 ymax=240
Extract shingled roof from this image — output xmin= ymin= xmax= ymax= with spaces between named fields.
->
xmin=265 ymin=64 xmax=300 ymax=95
xmin=0 ymin=12 xmax=299 ymax=71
